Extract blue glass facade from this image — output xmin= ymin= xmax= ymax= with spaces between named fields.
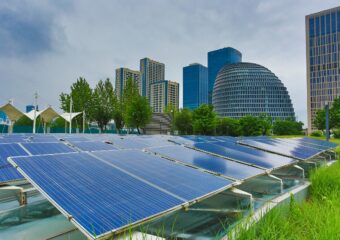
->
xmin=306 ymin=7 xmax=340 ymax=131
xmin=213 ymin=63 xmax=295 ymax=120
xmin=208 ymin=47 xmax=242 ymax=104
xmin=183 ymin=63 xmax=208 ymax=110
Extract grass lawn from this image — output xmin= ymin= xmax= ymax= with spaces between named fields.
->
xmin=233 ymin=147 xmax=340 ymax=240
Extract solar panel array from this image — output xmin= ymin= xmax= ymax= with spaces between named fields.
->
xmin=0 ymin=133 xmax=337 ymax=239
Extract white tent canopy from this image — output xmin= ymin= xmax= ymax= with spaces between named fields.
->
xmin=40 ymin=107 xmax=60 ymax=123
xmin=25 ymin=110 xmax=41 ymax=120
xmin=60 ymin=112 xmax=82 ymax=123
xmin=0 ymin=103 xmax=24 ymax=122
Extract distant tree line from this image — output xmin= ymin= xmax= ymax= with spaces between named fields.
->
xmin=173 ymin=104 xmax=304 ymax=136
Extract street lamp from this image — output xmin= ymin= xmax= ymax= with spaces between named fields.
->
xmin=325 ymin=101 xmax=330 ymax=142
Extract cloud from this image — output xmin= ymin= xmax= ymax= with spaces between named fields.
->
xmin=0 ymin=0 xmax=339 ymax=126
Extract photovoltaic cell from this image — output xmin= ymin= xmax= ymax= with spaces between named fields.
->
xmin=10 ymin=152 xmax=186 ymax=238
xmin=193 ymin=142 xmax=296 ymax=169
xmin=0 ymin=143 xmax=28 ymax=166
xmin=148 ymin=145 xmax=265 ymax=180
xmin=71 ymin=141 xmax=118 ymax=151
xmin=21 ymin=143 xmax=75 ymax=155
xmin=93 ymin=150 xmax=233 ymax=200
xmin=297 ymin=137 xmax=338 ymax=148
xmin=110 ymin=137 xmax=149 ymax=149
xmin=0 ymin=165 xmax=23 ymax=183
xmin=238 ymin=139 xmax=322 ymax=160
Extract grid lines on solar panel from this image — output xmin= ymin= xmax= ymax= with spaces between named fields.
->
xmin=21 ymin=143 xmax=75 ymax=155
xmin=10 ymin=152 xmax=185 ymax=239
xmin=148 ymin=145 xmax=266 ymax=180
xmin=93 ymin=150 xmax=233 ymax=200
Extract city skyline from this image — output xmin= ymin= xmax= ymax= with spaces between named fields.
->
xmin=1 ymin=1 xmax=340 ymax=126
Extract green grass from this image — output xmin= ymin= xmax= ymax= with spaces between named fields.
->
xmin=233 ymin=155 xmax=340 ymax=240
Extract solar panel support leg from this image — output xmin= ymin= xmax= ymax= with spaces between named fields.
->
xmin=19 ymin=191 xmax=27 ymax=206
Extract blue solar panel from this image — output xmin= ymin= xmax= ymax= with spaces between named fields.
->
xmin=93 ymin=150 xmax=233 ymax=200
xmin=272 ymin=138 xmax=331 ymax=151
xmin=111 ymin=137 xmax=149 ymax=149
xmin=0 ymin=165 xmax=23 ymax=183
xmin=21 ymin=143 xmax=75 ymax=155
xmin=238 ymin=139 xmax=322 ymax=160
xmin=10 ymin=152 xmax=185 ymax=238
xmin=0 ymin=143 xmax=28 ymax=166
xmin=193 ymin=142 xmax=296 ymax=169
xmin=299 ymin=137 xmax=338 ymax=148
xmin=71 ymin=141 xmax=118 ymax=151
xmin=62 ymin=136 xmax=90 ymax=142
xmin=148 ymin=145 xmax=265 ymax=180
xmin=28 ymin=135 xmax=60 ymax=143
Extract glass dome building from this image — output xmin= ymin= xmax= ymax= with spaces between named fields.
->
xmin=212 ymin=63 xmax=295 ymax=119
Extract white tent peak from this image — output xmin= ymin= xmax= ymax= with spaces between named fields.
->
xmin=60 ymin=112 xmax=82 ymax=123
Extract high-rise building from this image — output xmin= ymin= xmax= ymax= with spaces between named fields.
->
xmin=150 ymin=80 xmax=179 ymax=113
xmin=140 ymin=58 xmax=165 ymax=100
xmin=115 ymin=68 xmax=142 ymax=97
xmin=306 ymin=7 xmax=340 ymax=133
xmin=183 ymin=63 xmax=208 ymax=110
xmin=208 ymin=47 xmax=242 ymax=103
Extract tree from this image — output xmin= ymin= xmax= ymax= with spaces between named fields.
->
xmin=239 ymin=115 xmax=262 ymax=136
xmin=258 ymin=113 xmax=272 ymax=136
xmin=216 ymin=117 xmax=240 ymax=136
xmin=112 ymin=91 xmax=124 ymax=134
xmin=59 ymin=77 xmax=93 ymax=131
xmin=92 ymin=78 xmax=115 ymax=132
xmin=124 ymin=95 xmax=152 ymax=134
xmin=314 ymin=109 xmax=326 ymax=131
xmin=273 ymin=119 xmax=304 ymax=135
xmin=192 ymin=104 xmax=217 ymax=135
xmin=174 ymin=108 xmax=193 ymax=135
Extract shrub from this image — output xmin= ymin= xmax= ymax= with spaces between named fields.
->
xmin=273 ymin=119 xmax=304 ymax=135
xmin=333 ymin=129 xmax=340 ymax=139
xmin=216 ymin=117 xmax=240 ymax=136
xmin=310 ymin=131 xmax=323 ymax=137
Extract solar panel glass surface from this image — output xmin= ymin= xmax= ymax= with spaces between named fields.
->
xmin=148 ymin=145 xmax=265 ymax=180
xmin=11 ymin=152 xmax=184 ymax=238
xmin=21 ymin=143 xmax=75 ymax=155
xmin=0 ymin=143 xmax=28 ymax=166
xmin=193 ymin=142 xmax=295 ymax=169
xmin=71 ymin=141 xmax=118 ymax=151
xmin=0 ymin=165 xmax=23 ymax=182
xmin=93 ymin=150 xmax=233 ymax=200
xmin=238 ymin=139 xmax=321 ymax=160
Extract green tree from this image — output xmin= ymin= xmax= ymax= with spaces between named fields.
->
xmin=239 ymin=115 xmax=262 ymax=136
xmin=258 ymin=113 xmax=273 ymax=136
xmin=192 ymin=104 xmax=217 ymax=135
xmin=314 ymin=109 xmax=326 ymax=131
xmin=124 ymin=95 xmax=152 ymax=134
xmin=59 ymin=77 xmax=93 ymax=131
xmin=216 ymin=117 xmax=240 ymax=136
xmin=112 ymin=91 xmax=124 ymax=134
xmin=273 ymin=119 xmax=304 ymax=135
xmin=92 ymin=78 xmax=115 ymax=132
xmin=174 ymin=108 xmax=193 ymax=135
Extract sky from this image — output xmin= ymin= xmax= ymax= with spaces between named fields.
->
xmin=0 ymin=0 xmax=339 ymax=126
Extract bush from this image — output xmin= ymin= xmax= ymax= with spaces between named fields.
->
xmin=333 ymin=129 xmax=340 ymax=139
xmin=310 ymin=131 xmax=323 ymax=137
xmin=273 ymin=119 xmax=304 ymax=135
xmin=216 ymin=117 xmax=240 ymax=136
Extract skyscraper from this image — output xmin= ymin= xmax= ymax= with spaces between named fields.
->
xmin=150 ymin=80 xmax=179 ymax=113
xmin=208 ymin=47 xmax=242 ymax=103
xmin=140 ymin=58 xmax=165 ymax=100
xmin=306 ymin=7 xmax=340 ymax=133
xmin=115 ymin=68 xmax=142 ymax=97
xmin=183 ymin=63 xmax=208 ymax=110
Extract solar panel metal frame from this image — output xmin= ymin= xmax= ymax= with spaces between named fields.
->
xmin=8 ymin=151 xmax=234 ymax=239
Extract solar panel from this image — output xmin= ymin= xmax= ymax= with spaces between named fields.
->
xmin=238 ymin=139 xmax=322 ymax=160
xmin=9 ymin=153 xmax=191 ymax=238
xmin=148 ymin=145 xmax=265 ymax=180
xmin=93 ymin=150 xmax=233 ymax=200
xmin=21 ymin=143 xmax=75 ymax=155
xmin=28 ymin=135 xmax=60 ymax=143
xmin=0 ymin=165 xmax=23 ymax=183
xmin=62 ymin=136 xmax=90 ymax=142
xmin=272 ymin=138 xmax=331 ymax=151
xmin=298 ymin=137 xmax=338 ymax=148
xmin=110 ymin=137 xmax=149 ymax=149
xmin=0 ymin=143 xmax=28 ymax=166
xmin=193 ymin=142 xmax=296 ymax=169
xmin=71 ymin=141 xmax=118 ymax=151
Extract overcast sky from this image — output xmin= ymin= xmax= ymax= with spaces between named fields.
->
xmin=0 ymin=0 xmax=339 ymax=125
